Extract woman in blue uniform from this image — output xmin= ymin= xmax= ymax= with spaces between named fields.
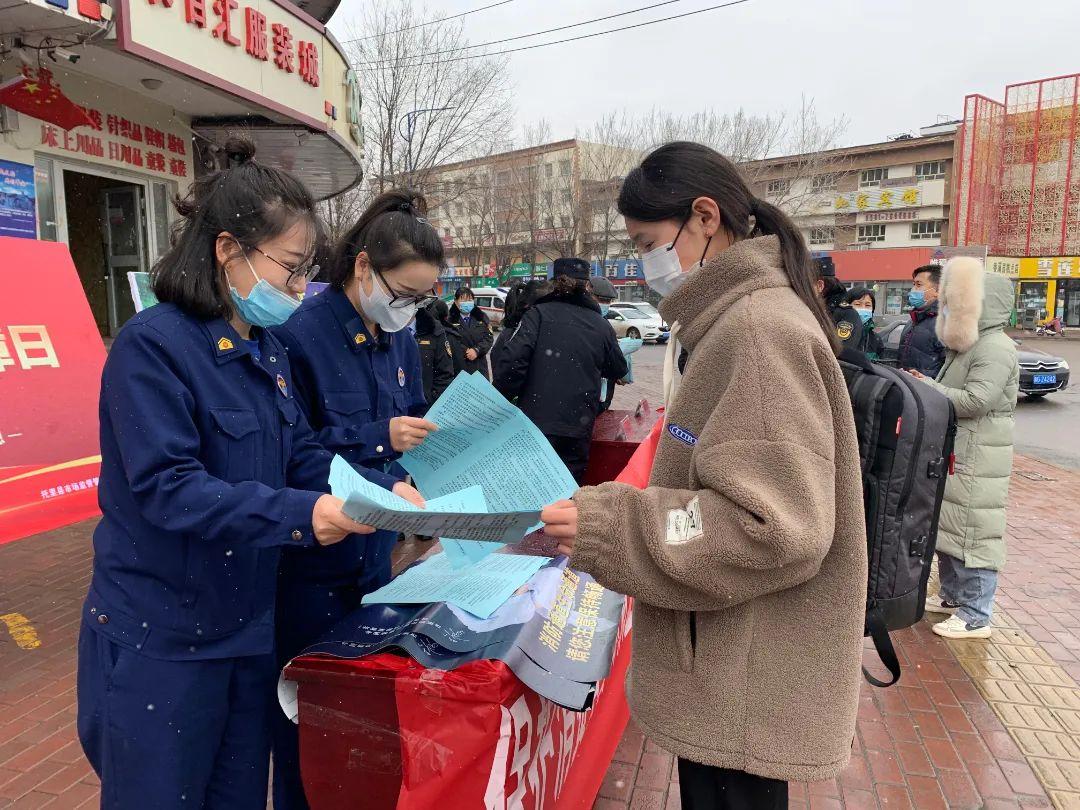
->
xmin=269 ymin=188 xmax=444 ymax=810
xmin=76 ymin=136 xmax=422 ymax=810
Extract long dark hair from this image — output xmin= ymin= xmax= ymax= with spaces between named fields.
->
xmin=328 ymin=188 xmax=444 ymax=289
xmin=152 ymin=134 xmax=316 ymax=320
xmin=617 ymin=141 xmax=839 ymax=353
xmin=503 ymin=279 xmax=553 ymax=330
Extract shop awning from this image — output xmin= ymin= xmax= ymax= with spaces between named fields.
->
xmin=194 ymin=124 xmax=363 ymax=201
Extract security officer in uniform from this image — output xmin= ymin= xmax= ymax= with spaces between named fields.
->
xmin=269 ymin=189 xmax=443 ymax=810
xmin=414 ymin=299 xmax=456 ymax=408
xmin=815 ymin=255 xmax=864 ymax=351
xmin=76 ymin=137 xmax=417 ymax=810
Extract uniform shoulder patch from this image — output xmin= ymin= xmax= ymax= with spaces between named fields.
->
xmin=837 ymin=321 xmax=853 ymax=340
xmin=217 ymin=337 xmax=234 ymax=352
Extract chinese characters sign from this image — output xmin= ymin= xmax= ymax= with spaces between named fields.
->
xmin=0 ymin=160 xmax=37 ymax=239
xmin=834 ymin=186 xmax=922 ymax=213
xmin=38 ymin=107 xmax=190 ymax=181
xmin=1020 ymin=257 xmax=1079 ymax=279
xmin=0 ymin=238 xmax=105 ymax=545
xmin=120 ymin=0 xmax=328 ymax=127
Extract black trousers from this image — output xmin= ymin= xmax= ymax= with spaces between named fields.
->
xmin=546 ymin=435 xmax=592 ymax=484
xmin=678 ymin=759 xmax=789 ymax=810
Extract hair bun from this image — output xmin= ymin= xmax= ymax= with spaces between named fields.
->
xmin=222 ymin=134 xmax=257 ymax=168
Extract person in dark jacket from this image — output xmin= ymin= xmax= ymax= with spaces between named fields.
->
xmin=269 ymin=188 xmax=439 ymax=810
xmin=76 ymin=136 xmax=418 ymax=810
xmin=448 ymin=286 xmax=494 ymax=378
xmin=898 ymin=264 xmax=947 ymax=377
xmin=845 ymin=286 xmax=885 ymax=360
xmin=414 ymin=300 xmax=455 ymax=407
xmin=493 ymin=257 xmax=628 ymax=482
xmin=815 ymin=255 xmax=864 ymax=350
xmin=432 ymin=298 xmax=466 ymax=373
xmin=491 ymin=278 xmax=553 ymax=366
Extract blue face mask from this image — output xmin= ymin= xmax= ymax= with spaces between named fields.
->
xmin=600 ymin=304 xmax=610 ymax=316
xmin=855 ymin=307 xmax=873 ymax=324
xmin=458 ymin=301 xmax=475 ymax=315
xmin=229 ymin=245 xmax=300 ymax=328
xmin=908 ymin=289 xmax=926 ymax=309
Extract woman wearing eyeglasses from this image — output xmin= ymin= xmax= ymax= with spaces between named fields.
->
xmin=268 ymin=188 xmax=444 ymax=810
xmin=76 ymin=137 xmax=424 ymax=810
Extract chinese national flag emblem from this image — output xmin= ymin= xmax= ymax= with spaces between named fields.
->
xmin=0 ymin=67 xmax=96 ymax=131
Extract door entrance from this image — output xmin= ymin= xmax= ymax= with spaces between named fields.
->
xmin=62 ymin=170 xmax=149 ymax=337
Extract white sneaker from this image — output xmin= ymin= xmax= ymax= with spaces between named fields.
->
xmin=932 ymin=615 xmax=991 ymax=640
xmin=924 ymin=594 xmax=959 ymax=615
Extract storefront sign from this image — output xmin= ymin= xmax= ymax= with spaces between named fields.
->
xmin=0 ymin=238 xmax=105 ymax=545
xmin=987 ymin=257 xmax=1020 ymax=277
xmin=1019 ymin=256 xmax=1080 ymax=279
xmin=834 ymin=186 xmax=921 ymax=213
xmin=863 ymin=210 xmax=919 ymax=223
xmin=10 ymin=66 xmax=197 ymax=182
xmin=0 ymin=160 xmax=37 ymax=239
xmin=118 ymin=0 xmax=333 ymax=130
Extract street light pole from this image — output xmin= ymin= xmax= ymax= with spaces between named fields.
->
xmin=397 ymin=106 xmax=455 ymax=175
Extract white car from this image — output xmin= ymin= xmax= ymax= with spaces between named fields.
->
xmin=606 ymin=303 xmax=670 ymax=343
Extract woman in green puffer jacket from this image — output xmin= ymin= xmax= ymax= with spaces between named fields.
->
xmin=908 ymin=257 xmax=1018 ymax=640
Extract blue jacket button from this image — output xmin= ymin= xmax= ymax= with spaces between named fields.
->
xmin=291 ymin=530 xmax=303 ymax=541
xmin=97 ymin=614 xmax=109 ymax=624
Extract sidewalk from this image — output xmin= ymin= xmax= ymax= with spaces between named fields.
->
xmin=0 ymin=455 xmax=1078 ymax=808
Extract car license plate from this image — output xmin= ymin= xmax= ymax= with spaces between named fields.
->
xmin=1033 ymin=374 xmax=1057 ymax=385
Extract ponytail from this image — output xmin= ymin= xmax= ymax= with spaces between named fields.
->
xmin=618 ymin=142 xmax=840 ymax=354
xmin=749 ymin=198 xmax=840 ymax=353
xmin=328 ymin=188 xmax=445 ymax=289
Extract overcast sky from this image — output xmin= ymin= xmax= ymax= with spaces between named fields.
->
xmin=330 ymin=0 xmax=1080 ymax=151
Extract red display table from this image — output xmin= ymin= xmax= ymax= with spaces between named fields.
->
xmin=286 ymin=602 xmax=632 ymax=810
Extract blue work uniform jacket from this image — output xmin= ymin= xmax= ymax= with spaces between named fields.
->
xmin=83 ymin=303 xmax=396 ymax=661
xmin=271 ymin=287 xmax=425 ymax=584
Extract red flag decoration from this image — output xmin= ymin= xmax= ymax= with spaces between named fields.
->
xmin=0 ymin=67 xmax=96 ymax=131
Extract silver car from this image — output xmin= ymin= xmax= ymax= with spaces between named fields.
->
xmin=606 ymin=303 xmax=670 ymax=343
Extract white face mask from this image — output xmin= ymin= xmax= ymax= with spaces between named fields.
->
xmin=640 ymin=216 xmax=713 ymax=299
xmin=359 ymin=269 xmax=418 ymax=332
xmin=641 ymin=243 xmax=688 ymax=298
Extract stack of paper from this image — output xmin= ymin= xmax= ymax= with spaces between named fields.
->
xmin=360 ymin=552 xmax=550 ymax=619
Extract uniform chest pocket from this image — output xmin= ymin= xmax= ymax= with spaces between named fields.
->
xmin=323 ymin=391 xmax=373 ymax=426
xmin=208 ymin=407 xmax=260 ymax=482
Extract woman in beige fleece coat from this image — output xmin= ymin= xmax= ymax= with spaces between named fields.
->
xmin=542 ymin=142 xmax=868 ymax=810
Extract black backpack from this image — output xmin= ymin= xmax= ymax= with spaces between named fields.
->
xmin=839 ymin=350 xmax=956 ymax=687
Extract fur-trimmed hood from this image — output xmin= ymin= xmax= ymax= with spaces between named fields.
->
xmin=935 ymin=257 xmax=1012 ymax=352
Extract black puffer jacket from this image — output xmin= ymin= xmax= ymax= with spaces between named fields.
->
xmin=414 ymin=306 xmax=455 ymax=408
xmin=448 ymin=304 xmax=494 ymax=379
xmin=492 ymin=290 xmax=628 ymax=439
xmin=897 ymin=302 xmax=946 ymax=377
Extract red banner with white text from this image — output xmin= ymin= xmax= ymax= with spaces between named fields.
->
xmin=0 ymin=237 xmax=105 ymax=544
